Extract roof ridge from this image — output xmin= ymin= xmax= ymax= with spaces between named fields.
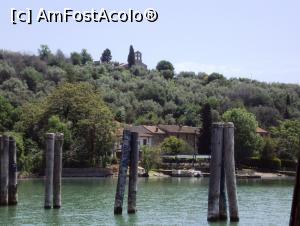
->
xmin=142 ymin=125 xmax=155 ymax=134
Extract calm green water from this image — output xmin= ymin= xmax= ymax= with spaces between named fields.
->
xmin=0 ymin=178 xmax=294 ymax=226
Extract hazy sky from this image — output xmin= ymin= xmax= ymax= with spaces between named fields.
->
xmin=1 ymin=1 xmax=299 ymax=83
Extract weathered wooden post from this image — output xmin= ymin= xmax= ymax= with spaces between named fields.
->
xmin=8 ymin=137 xmax=17 ymax=205
xmin=289 ymin=141 xmax=300 ymax=226
xmin=207 ymin=123 xmax=224 ymax=221
xmin=128 ymin=132 xmax=139 ymax=214
xmin=114 ymin=129 xmax=131 ymax=214
xmin=44 ymin=133 xmax=55 ymax=209
xmin=223 ymin=122 xmax=239 ymax=222
xmin=219 ymin=146 xmax=227 ymax=220
xmin=0 ymin=135 xmax=3 ymax=204
xmin=53 ymin=133 xmax=63 ymax=209
xmin=0 ymin=135 xmax=9 ymax=206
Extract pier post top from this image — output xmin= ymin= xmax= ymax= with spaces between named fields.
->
xmin=223 ymin=122 xmax=234 ymax=128
xmin=55 ymin=133 xmax=64 ymax=140
xmin=212 ymin=122 xmax=224 ymax=128
xmin=2 ymin=134 xmax=10 ymax=140
xmin=46 ymin=133 xmax=55 ymax=139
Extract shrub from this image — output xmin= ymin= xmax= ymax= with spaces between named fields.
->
xmin=261 ymin=137 xmax=276 ymax=160
xmin=20 ymin=67 xmax=43 ymax=92
xmin=160 ymin=136 xmax=190 ymax=155
xmin=140 ymin=145 xmax=161 ymax=174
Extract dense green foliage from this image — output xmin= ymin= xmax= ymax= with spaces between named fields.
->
xmin=223 ymin=108 xmax=263 ymax=161
xmin=140 ymin=145 xmax=161 ymax=174
xmin=17 ymin=83 xmax=115 ymax=168
xmin=156 ymin=60 xmax=175 ymax=80
xmin=0 ymin=96 xmax=16 ymax=131
xmin=1 ymin=48 xmax=300 ymax=129
xmin=160 ymin=136 xmax=192 ymax=155
xmin=261 ymin=137 xmax=276 ymax=160
xmin=0 ymin=46 xmax=300 ymax=172
xmin=270 ymin=120 xmax=300 ymax=160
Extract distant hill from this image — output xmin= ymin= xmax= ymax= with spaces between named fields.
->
xmin=1 ymin=48 xmax=299 ymax=129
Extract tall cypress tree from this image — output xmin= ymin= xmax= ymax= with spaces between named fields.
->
xmin=284 ymin=94 xmax=291 ymax=119
xmin=127 ymin=45 xmax=135 ymax=68
xmin=286 ymin=94 xmax=291 ymax=106
xmin=198 ymin=103 xmax=212 ymax=155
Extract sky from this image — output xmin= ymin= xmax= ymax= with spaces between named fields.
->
xmin=0 ymin=0 xmax=300 ymax=83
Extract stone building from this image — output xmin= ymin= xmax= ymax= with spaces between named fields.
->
xmin=118 ymin=50 xmax=148 ymax=69
xmin=114 ymin=124 xmax=200 ymax=156
xmin=134 ymin=51 xmax=147 ymax=69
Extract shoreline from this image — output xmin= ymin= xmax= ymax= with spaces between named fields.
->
xmin=18 ymin=170 xmax=295 ymax=180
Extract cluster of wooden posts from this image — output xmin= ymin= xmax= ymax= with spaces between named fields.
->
xmin=114 ymin=130 xmax=139 ymax=214
xmin=207 ymin=122 xmax=239 ymax=222
xmin=0 ymin=135 xmax=18 ymax=206
xmin=4 ymin=123 xmax=300 ymax=225
xmin=113 ymin=126 xmax=239 ymax=220
xmin=44 ymin=133 xmax=64 ymax=209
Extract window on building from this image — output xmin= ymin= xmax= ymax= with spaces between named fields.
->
xmin=143 ymin=139 xmax=147 ymax=145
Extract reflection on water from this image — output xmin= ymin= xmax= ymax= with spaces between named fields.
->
xmin=0 ymin=177 xmax=294 ymax=226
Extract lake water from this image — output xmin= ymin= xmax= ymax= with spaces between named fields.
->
xmin=0 ymin=178 xmax=294 ymax=226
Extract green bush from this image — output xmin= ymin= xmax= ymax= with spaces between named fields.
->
xmin=261 ymin=137 xmax=276 ymax=160
xmin=23 ymin=138 xmax=43 ymax=174
xmin=160 ymin=136 xmax=191 ymax=155
xmin=140 ymin=145 xmax=161 ymax=174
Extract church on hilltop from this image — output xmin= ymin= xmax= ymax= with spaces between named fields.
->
xmin=134 ymin=51 xmax=147 ymax=69
xmin=118 ymin=50 xmax=147 ymax=69
xmin=95 ymin=49 xmax=148 ymax=69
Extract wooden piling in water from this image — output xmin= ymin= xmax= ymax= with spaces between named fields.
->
xmin=0 ymin=136 xmax=2 ymax=204
xmin=8 ymin=137 xmax=17 ymax=205
xmin=44 ymin=133 xmax=55 ymax=209
xmin=223 ymin=122 xmax=239 ymax=222
xmin=53 ymin=133 xmax=63 ymax=209
xmin=0 ymin=135 xmax=9 ymax=206
xmin=207 ymin=123 xmax=224 ymax=221
xmin=219 ymin=145 xmax=227 ymax=220
xmin=0 ymin=136 xmax=2 ymax=203
xmin=128 ymin=132 xmax=139 ymax=214
xmin=114 ymin=129 xmax=131 ymax=214
xmin=289 ymin=141 xmax=300 ymax=226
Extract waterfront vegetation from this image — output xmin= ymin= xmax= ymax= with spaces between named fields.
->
xmin=0 ymin=46 xmax=300 ymax=174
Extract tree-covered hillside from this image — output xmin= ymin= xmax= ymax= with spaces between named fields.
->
xmin=0 ymin=46 xmax=300 ymax=172
xmin=1 ymin=47 xmax=299 ymax=127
